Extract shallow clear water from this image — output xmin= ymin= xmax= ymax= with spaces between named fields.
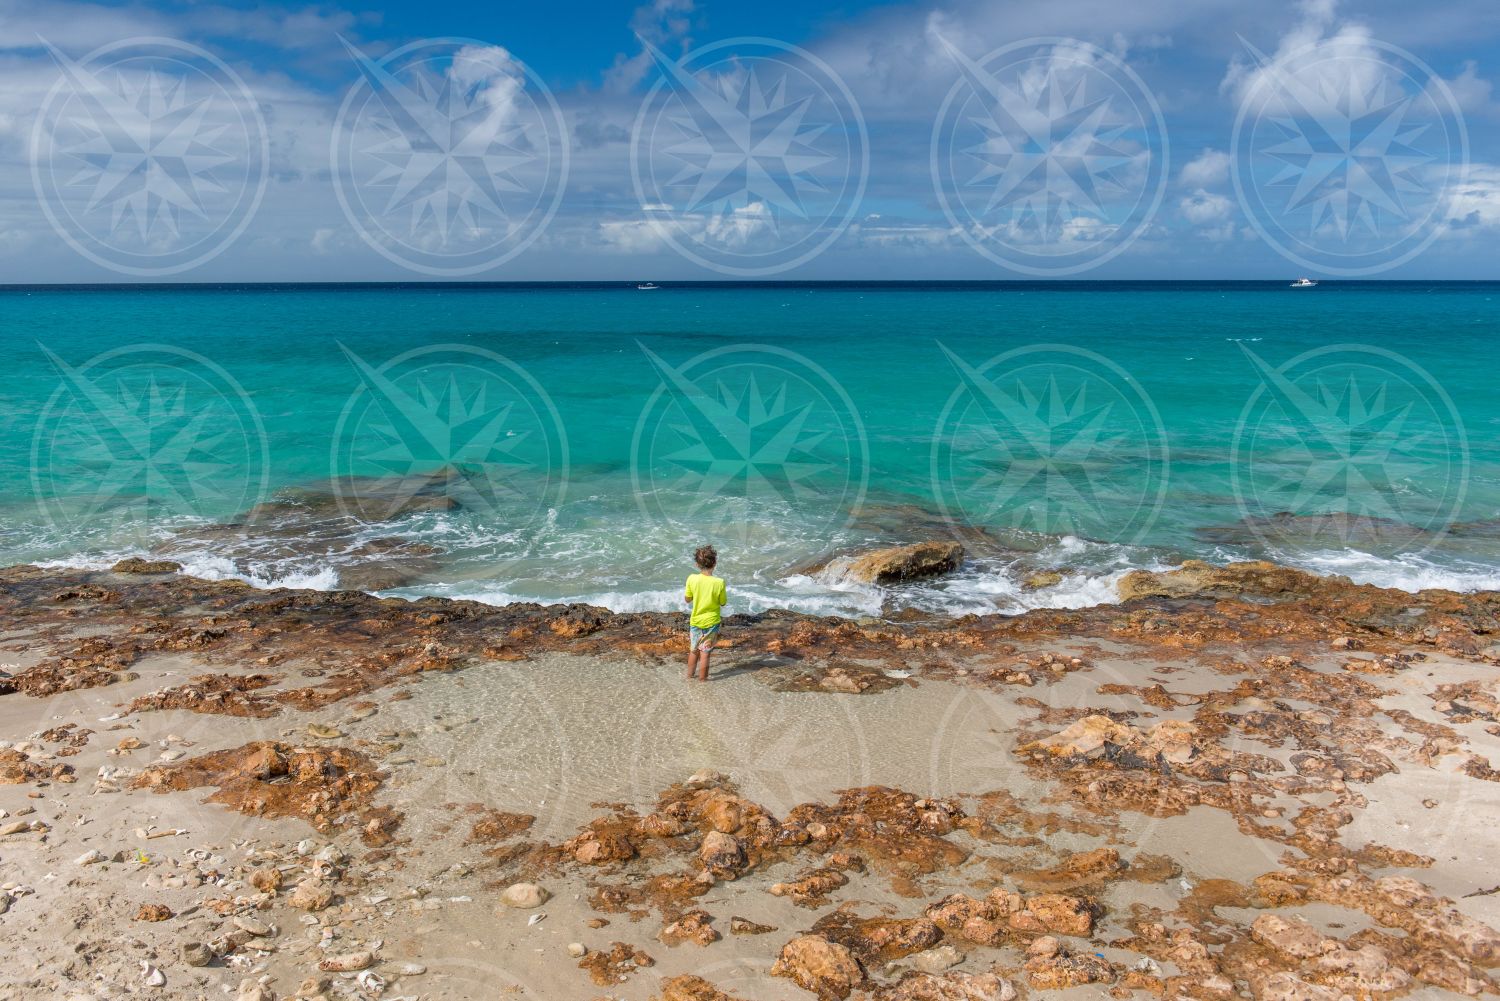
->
xmin=2 ymin=280 xmax=1497 ymax=614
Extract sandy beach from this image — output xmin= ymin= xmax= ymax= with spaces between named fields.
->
xmin=2 ymin=559 xmax=1500 ymax=1001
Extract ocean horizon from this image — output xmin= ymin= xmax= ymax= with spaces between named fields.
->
xmin=4 ymin=279 xmax=1497 ymax=616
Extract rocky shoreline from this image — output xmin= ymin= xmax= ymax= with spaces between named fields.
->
xmin=2 ymin=560 xmax=1500 ymax=1000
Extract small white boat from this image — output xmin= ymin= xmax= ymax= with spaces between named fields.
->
xmin=636 ymin=282 xmax=660 ymax=290
xmin=1290 ymin=277 xmax=1318 ymax=288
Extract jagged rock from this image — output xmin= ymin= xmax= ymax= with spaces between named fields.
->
xmin=1023 ymin=950 xmax=1115 ymax=988
xmin=249 ymin=866 xmax=282 ymax=892
xmin=1250 ymin=914 xmax=1328 ymax=960
xmin=817 ymin=915 xmax=943 ymax=963
xmin=730 ymin=916 xmax=776 ymax=935
xmin=698 ymin=831 xmax=745 ymax=876
xmin=1117 ymin=560 xmax=1337 ymax=602
xmin=1012 ymin=893 xmax=1093 ymax=937
xmin=771 ymin=935 xmax=866 ymax=999
xmin=660 ymin=908 xmax=718 ymax=946
xmin=843 ymin=542 xmax=965 ymax=585
xmin=1023 ymin=571 xmax=1064 ymax=591
xmin=135 ymin=903 xmax=172 ymax=922
xmin=653 ymin=974 xmax=748 ymax=1001
xmin=288 ymin=880 xmax=334 ymax=911
xmin=771 ymin=866 xmax=849 ymax=905
xmin=578 ymin=942 xmax=654 ymax=986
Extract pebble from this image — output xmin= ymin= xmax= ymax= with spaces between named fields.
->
xmin=498 ymin=882 xmax=549 ymax=909
xmin=182 ymin=942 xmax=212 ymax=967
xmin=75 ymin=849 xmax=104 ymax=865
xmin=566 ymin=943 xmax=587 ymax=958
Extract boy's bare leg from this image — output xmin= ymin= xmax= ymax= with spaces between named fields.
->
xmin=686 ymin=647 xmax=698 ymax=680
xmin=697 ymin=645 xmax=712 ymax=681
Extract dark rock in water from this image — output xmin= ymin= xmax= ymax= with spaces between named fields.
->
xmin=335 ymin=538 xmax=442 ymax=591
xmin=149 ymin=471 xmax=456 ymax=591
xmin=1194 ymin=511 xmax=1429 ymax=549
xmin=843 ymin=503 xmax=1032 ymax=557
xmin=241 ymin=468 xmax=469 ymax=525
xmin=112 ymin=557 xmax=182 ymax=575
xmin=1023 ymin=570 xmax=1066 ymax=591
xmin=846 ymin=542 xmax=964 ymax=585
xmin=799 ymin=541 xmax=964 ymax=585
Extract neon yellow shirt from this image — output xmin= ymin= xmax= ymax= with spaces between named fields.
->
xmin=684 ymin=572 xmax=727 ymax=629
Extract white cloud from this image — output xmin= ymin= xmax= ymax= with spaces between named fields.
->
xmin=1429 ymin=60 xmax=1496 ymax=117
xmin=1179 ymin=149 xmax=1230 ymax=188
xmin=604 ymin=0 xmax=694 ymax=93
xmin=1180 ymin=188 xmax=1233 ymax=224
xmin=1446 ymin=164 xmax=1500 ymax=231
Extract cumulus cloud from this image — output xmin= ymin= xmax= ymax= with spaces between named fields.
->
xmin=1179 ymin=149 xmax=1230 ymax=188
xmin=1446 ymin=164 xmax=1500 ymax=231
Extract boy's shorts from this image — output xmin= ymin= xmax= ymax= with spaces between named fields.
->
xmin=689 ymin=624 xmax=721 ymax=651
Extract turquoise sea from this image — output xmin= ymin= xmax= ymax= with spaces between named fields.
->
xmin=2 ymin=281 xmax=1497 ymax=617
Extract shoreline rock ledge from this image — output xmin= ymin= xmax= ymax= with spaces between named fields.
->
xmin=842 ymin=541 xmax=965 ymax=585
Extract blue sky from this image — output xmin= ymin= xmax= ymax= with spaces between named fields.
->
xmin=2 ymin=0 xmax=1498 ymax=280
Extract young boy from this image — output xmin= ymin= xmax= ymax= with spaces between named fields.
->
xmin=684 ymin=544 xmax=727 ymax=682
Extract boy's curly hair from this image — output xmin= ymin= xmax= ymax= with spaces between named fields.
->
xmin=694 ymin=544 xmax=718 ymax=571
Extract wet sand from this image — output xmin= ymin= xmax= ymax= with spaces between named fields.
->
xmin=2 ymin=561 xmax=1500 ymax=999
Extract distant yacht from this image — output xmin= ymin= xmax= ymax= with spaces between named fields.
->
xmin=636 ymin=282 xmax=660 ymax=290
xmin=1290 ymin=277 xmax=1318 ymax=288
